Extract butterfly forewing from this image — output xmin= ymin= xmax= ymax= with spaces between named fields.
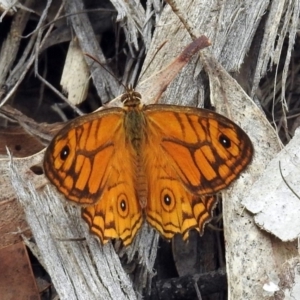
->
xmin=144 ymin=105 xmax=253 ymax=196
xmin=44 ymin=109 xmax=124 ymax=203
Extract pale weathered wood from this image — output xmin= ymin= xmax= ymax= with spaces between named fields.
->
xmin=0 ymin=0 xmax=35 ymax=89
xmin=243 ymin=128 xmax=300 ymax=242
xmin=64 ymin=0 xmax=119 ymax=103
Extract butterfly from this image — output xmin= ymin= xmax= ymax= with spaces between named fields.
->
xmin=43 ymin=86 xmax=253 ymax=246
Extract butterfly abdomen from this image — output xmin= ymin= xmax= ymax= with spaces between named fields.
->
xmin=135 ymin=153 xmax=148 ymax=208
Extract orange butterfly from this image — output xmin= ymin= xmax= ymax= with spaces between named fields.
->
xmin=43 ymin=86 xmax=253 ymax=246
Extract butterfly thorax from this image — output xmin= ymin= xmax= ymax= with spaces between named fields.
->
xmin=122 ymin=88 xmax=148 ymax=207
xmin=121 ymin=88 xmax=146 ymax=152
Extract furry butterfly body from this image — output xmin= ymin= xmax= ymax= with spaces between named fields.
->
xmin=44 ymin=88 xmax=253 ymax=246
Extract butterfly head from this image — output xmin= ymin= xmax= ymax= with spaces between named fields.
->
xmin=121 ymin=86 xmax=142 ymax=109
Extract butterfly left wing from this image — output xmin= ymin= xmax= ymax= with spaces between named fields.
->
xmin=44 ymin=109 xmax=142 ymax=245
xmin=143 ymin=105 xmax=252 ymax=240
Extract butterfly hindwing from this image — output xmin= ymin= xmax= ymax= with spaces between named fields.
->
xmin=143 ymin=141 xmax=218 ymax=240
xmin=81 ymin=163 xmax=142 ymax=246
xmin=147 ymin=166 xmax=216 ymax=239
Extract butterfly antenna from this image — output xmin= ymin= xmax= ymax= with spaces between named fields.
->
xmin=139 ymin=40 xmax=168 ymax=80
xmin=84 ymin=53 xmax=128 ymax=91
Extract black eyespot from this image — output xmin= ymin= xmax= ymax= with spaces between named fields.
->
xmin=120 ymin=199 xmax=126 ymax=211
xmin=164 ymin=194 xmax=172 ymax=206
xmin=117 ymin=194 xmax=129 ymax=217
xmin=60 ymin=145 xmax=70 ymax=160
xmin=219 ymin=134 xmax=231 ymax=148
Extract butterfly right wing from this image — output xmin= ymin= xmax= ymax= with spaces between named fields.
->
xmin=141 ymin=105 xmax=252 ymax=241
xmin=44 ymin=108 xmax=142 ymax=245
